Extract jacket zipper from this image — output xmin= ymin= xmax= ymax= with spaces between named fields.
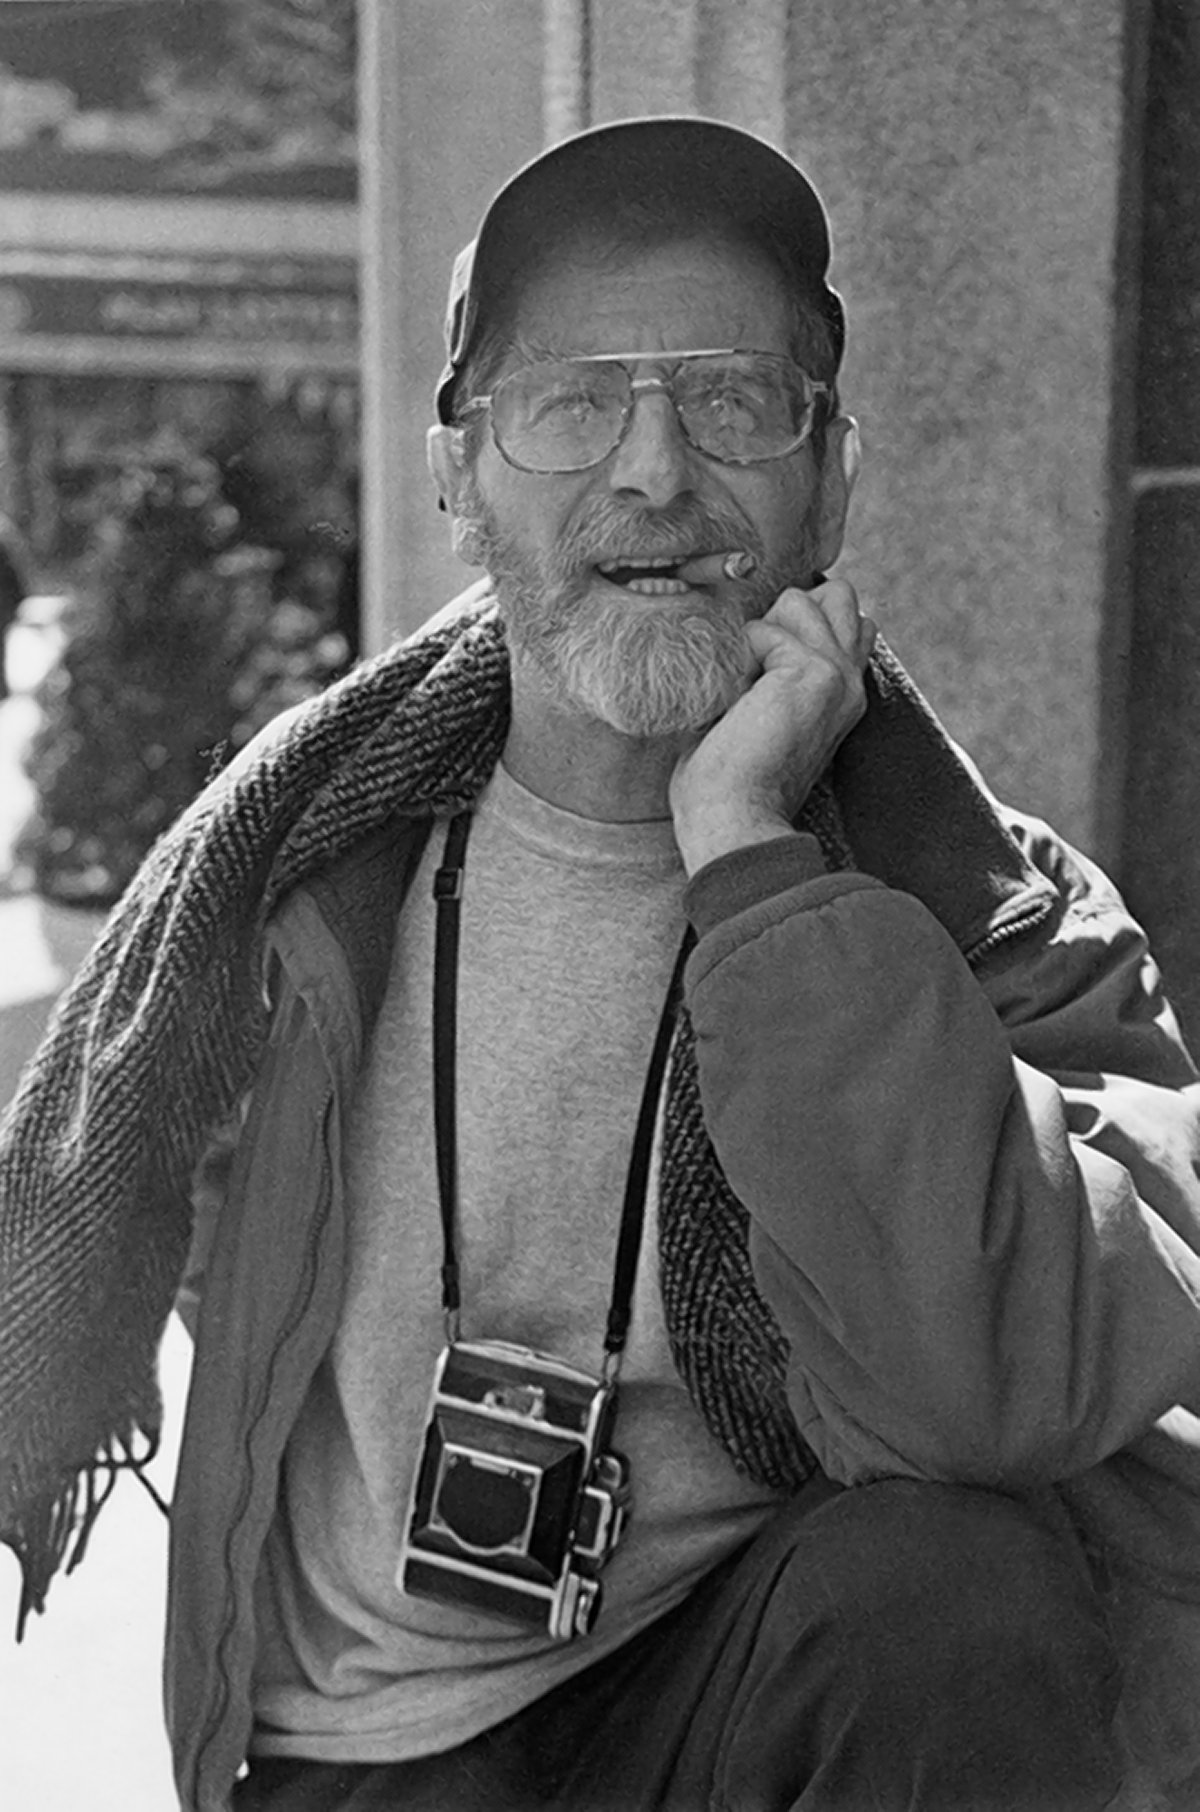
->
xmin=965 ymin=891 xmax=1057 ymax=969
xmin=189 ymin=1090 xmax=335 ymax=1812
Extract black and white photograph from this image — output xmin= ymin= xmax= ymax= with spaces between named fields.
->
xmin=1 ymin=4 xmax=1198 ymax=1809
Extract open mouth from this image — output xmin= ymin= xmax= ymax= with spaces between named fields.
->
xmin=595 ymin=554 xmax=696 ymax=596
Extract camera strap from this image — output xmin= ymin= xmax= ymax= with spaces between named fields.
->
xmin=432 ymin=809 xmax=694 ymax=1377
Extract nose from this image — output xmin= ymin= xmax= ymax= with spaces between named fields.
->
xmin=605 ymin=383 xmax=695 ymax=509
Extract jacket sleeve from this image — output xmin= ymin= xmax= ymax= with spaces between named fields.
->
xmin=683 ymin=828 xmax=1200 ymax=1491
xmin=175 ymin=1097 xmax=251 ymax=1339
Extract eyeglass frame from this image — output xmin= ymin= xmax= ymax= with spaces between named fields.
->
xmin=460 ymin=348 xmax=833 ymax=474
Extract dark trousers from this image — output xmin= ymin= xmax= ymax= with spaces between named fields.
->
xmin=233 ymin=1478 xmax=1123 ymax=1811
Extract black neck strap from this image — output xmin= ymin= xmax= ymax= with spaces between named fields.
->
xmin=432 ymin=810 xmax=694 ymax=1376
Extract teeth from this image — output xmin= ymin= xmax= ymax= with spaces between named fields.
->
xmin=621 ymin=577 xmax=691 ymax=595
xmin=597 ymin=555 xmax=689 ymax=573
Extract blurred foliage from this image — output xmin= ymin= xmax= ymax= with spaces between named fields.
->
xmin=0 ymin=0 xmax=357 ymax=171
xmin=16 ymin=371 xmax=359 ymax=601
xmin=145 ymin=0 xmax=357 ymax=172
xmin=18 ymin=435 xmax=349 ymax=907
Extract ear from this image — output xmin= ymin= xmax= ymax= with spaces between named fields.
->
xmin=426 ymin=423 xmax=470 ymax=517
xmin=427 ymin=425 xmax=488 ymax=565
xmin=812 ymin=415 xmax=861 ymax=571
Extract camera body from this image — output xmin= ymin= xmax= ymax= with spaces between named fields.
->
xmin=399 ymin=1339 xmax=631 ymax=1641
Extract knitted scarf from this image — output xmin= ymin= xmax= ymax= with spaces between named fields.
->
xmin=2 ymin=583 xmax=1050 ymax=1637
xmin=0 ymin=587 xmax=866 ymax=1631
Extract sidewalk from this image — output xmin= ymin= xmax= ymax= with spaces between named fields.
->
xmin=0 ymin=614 xmax=190 ymax=1811
xmin=0 ymin=1328 xmax=190 ymax=1812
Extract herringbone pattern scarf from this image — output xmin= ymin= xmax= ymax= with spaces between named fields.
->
xmin=0 ymin=595 xmax=848 ymax=1627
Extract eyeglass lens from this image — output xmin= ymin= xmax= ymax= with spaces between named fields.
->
xmin=491 ymin=354 xmax=816 ymax=472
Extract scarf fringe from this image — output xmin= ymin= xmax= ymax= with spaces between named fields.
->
xmin=6 ymin=1429 xmax=165 ymax=1640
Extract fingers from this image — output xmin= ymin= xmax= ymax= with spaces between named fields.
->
xmin=751 ymin=580 xmax=875 ymax=680
xmin=858 ymin=613 xmax=878 ymax=659
xmin=670 ymin=573 xmax=875 ymax=853
xmin=809 ymin=577 xmax=863 ymax=651
xmin=763 ymin=578 xmax=863 ymax=657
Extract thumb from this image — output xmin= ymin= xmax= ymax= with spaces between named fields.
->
xmin=745 ymin=617 xmax=804 ymax=667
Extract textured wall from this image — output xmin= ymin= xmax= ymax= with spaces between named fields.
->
xmin=773 ymin=1 xmax=1138 ymax=848
xmin=375 ymin=0 xmax=1140 ymax=850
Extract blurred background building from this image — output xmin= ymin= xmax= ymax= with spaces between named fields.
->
xmin=0 ymin=0 xmax=359 ymax=622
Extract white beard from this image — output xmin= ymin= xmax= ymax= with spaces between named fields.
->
xmin=538 ymin=586 xmax=752 ymax=736
xmin=464 ymin=486 xmax=814 ymax=737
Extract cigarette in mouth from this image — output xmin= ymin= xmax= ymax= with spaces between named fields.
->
xmin=675 ymin=549 xmax=759 ymax=585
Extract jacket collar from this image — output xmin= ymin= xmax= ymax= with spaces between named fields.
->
xmin=833 ymin=638 xmax=1058 ymax=960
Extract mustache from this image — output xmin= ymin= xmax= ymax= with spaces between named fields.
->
xmin=548 ymin=496 xmax=764 ymax=581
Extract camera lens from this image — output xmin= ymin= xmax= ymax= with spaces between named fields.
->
xmin=438 ymin=1454 xmax=534 ymax=1553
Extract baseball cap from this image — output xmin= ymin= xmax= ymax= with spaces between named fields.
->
xmin=434 ymin=115 xmax=845 ymax=425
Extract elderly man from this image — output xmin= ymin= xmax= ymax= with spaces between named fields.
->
xmin=5 ymin=117 xmax=1200 ymax=1812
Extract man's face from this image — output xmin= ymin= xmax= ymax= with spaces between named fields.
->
xmin=450 ymin=233 xmax=850 ymax=737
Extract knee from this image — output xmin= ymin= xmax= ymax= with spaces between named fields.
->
xmin=723 ymin=1483 xmax=1123 ymax=1807
xmin=778 ymin=1479 xmax=1118 ymax=1719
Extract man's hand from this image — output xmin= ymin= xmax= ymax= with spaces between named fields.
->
xmin=670 ymin=580 xmax=875 ymax=876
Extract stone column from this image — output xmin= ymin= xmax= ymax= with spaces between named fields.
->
xmin=356 ymin=0 xmax=544 ymax=645
xmin=771 ymin=0 xmax=1140 ymax=853
xmin=356 ymin=0 xmax=408 ymax=666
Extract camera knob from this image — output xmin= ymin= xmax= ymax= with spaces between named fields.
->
xmin=573 ymin=1578 xmax=602 ymax=1637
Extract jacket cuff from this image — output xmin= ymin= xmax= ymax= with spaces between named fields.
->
xmin=683 ymin=832 xmax=829 ymax=937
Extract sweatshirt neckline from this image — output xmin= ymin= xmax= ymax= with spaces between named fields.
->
xmin=477 ymin=762 xmax=682 ymax=875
